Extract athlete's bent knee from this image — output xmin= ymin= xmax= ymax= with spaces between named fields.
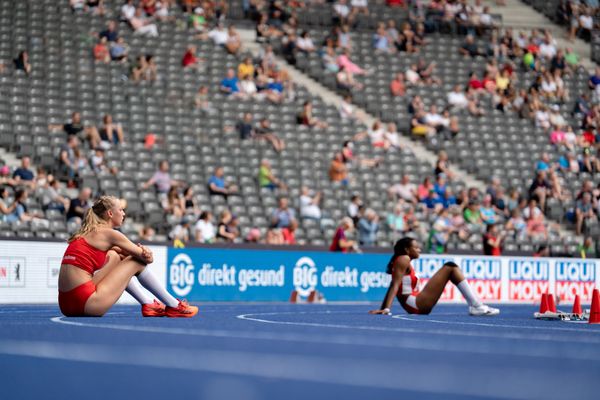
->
xmin=443 ymin=261 xmax=459 ymax=268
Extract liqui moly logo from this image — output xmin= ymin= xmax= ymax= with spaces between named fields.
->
xmin=461 ymin=258 xmax=501 ymax=279
xmin=509 ymin=260 xmax=550 ymax=301
xmin=412 ymin=257 xmax=456 ymax=278
xmin=555 ymin=261 xmax=597 ymax=302
xmin=461 ymin=258 xmax=501 ymax=300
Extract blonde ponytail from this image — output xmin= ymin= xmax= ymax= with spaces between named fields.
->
xmin=68 ymin=195 xmax=119 ymax=242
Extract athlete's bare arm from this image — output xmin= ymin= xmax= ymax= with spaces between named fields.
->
xmin=369 ymin=256 xmax=407 ymax=314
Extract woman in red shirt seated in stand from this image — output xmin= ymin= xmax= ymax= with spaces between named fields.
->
xmin=58 ymin=195 xmax=197 ymax=318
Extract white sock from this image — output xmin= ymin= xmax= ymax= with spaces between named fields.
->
xmin=125 ymin=277 xmax=154 ymax=305
xmin=457 ymin=280 xmax=482 ymax=307
xmin=136 ymin=268 xmax=179 ymax=307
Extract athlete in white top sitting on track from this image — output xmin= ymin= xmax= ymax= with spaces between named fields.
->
xmin=369 ymin=237 xmax=500 ymax=316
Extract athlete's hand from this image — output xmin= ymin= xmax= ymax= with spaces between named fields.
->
xmin=137 ymin=244 xmax=154 ymax=264
xmin=369 ymin=309 xmax=392 ymax=315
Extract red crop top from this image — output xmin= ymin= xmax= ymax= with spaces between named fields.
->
xmin=61 ymin=237 xmax=108 ymax=274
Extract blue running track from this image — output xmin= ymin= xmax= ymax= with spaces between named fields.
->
xmin=0 ymin=304 xmax=599 ymax=400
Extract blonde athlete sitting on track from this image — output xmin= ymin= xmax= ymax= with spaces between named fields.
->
xmin=58 ymin=195 xmax=198 ymax=318
xmin=370 ymin=237 xmax=499 ymax=316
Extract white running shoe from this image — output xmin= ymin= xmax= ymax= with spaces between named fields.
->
xmin=469 ymin=304 xmax=500 ymax=316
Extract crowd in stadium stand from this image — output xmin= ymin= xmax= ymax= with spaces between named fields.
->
xmin=2 ymin=0 xmax=599 ymax=256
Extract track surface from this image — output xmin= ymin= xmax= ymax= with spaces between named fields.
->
xmin=0 ymin=303 xmax=599 ymax=400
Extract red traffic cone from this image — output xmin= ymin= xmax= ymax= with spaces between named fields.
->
xmin=547 ymin=292 xmax=557 ymax=313
xmin=572 ymin=294 xmax=583 ymax=315
xmin=539 ymin=293 xmax=549 ymax=314
xmin=289 ymin=290 xmax=299 ymax=303
xmin=589 ymin=289 xmax=600 ymax=324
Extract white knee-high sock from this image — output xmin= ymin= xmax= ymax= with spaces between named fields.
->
xmin=136 ymin=268 xmax=179 ymax=307
xmin=457 ymin=280 xmax=482 ymax=307
xmin=125 ymin=277 xmax=154 ymax=305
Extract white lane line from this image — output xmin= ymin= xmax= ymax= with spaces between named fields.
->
xmin=0 ymin=339 xmax=592 ymax=400
xmin=50 ymin=315 xmax=600 ymax=361
xmin=393 ymin=315 xmax=600 ymax=333
xmin=237 ymin=311 xmax=600 ymax=343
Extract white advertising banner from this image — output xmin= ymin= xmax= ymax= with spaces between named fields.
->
xmin=0 ymin=240 xmax=166 ymax=304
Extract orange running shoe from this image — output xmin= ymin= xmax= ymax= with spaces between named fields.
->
xmin=165 ymin=300 xmax=198 ymax=318
xmin=141 ymin=299 xmax=166 ymax=317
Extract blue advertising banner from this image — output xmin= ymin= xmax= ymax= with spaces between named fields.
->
xmin=166 ymin=247 xmax=600 ymax=303
xmin=167 ymin=248 xmax=392 ymax=301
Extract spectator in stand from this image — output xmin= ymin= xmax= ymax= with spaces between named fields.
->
xmin=387 ymin=203 xmax=407 ymax=237
xmin=142 ymin=160 xmax=180 ymax=196
xmin=390 ymin=72 xmax=406 ymax=97
xmin=480 ymin=194 xmax=499 ymax=225
xmin=162 ymin=187 xmax=184 ymax=218
xmin=120 ymin=0 xmax=135 ymax=20
xmin=483 ymin=224 xmax=504 ymax=256
xmin=298 ymin=100 xmax=329 ymax=129
xmin=99 ymin=20 xmax=119 ymax=42
xmin=14 ymin=51 xmax=31 ymax=76
xmin=373 ymin=23 xmax=393 ymax=53
xmin=182 ymin=45 xmax=201 ymax=70
xmin=296 ymin=31 xmax=316 ymax=53
xmin=98 ymin=114 xmax=125 ymax=147
xmin=337 ymin=65 xmax=364 ymax=92
xmin=93 ymin=37 xmax=111 ymax=63
xmin=182 ymin=186 xmax=200 ymax=216
xmin=0 ymin=186 xmax=16 ymax=220
xmin=66 ymin=187 xmax=92 ymax=224
xmin=529 ymin=170 xmax=552 ymax=211
xmin=237 ymin=112 xmax=254 ymax=140
xmin=189 ymin=7 xmax=207 ymax=33
xmin=194 ymin=85 xmax=214 ymax=114
xmin=255 ymin=118 xmax=285 ymax=152
xmin=330 ymin=217 xmax=357 ymax=253
xmin=347 ymin=194 xmax=363 ymax=224
xmin=460 ymin=35 xmax=481 ymax=58
xmin=225 ymin=25 xmax=242 ymax=55
xmin=416 ymin=58 xmax=441 ymax=85
xmin=339 ymin=94 xmax=360 ymax=120
xmin=523 ymin=198 xmax=547 ymax=240
xmin=128 ymin=7 xmax=159 ymax=37
xmin=109 ymin=37 xmax=129 ymax=62
xmin=388 ymin=174 xmax=417 ymax=203
xmin=299 ymin=186 xmax=322 ymax=220
xmin=208 ymin=22 xmax=229 ymax=47
xmin=281 ymin=219 xmax=298 ymax=245
xmin=258 ymin=159 xmax=286 ymax=191
xmin=49 ymin=111 xmax=101 ymax=148
xmin=57 ymin=136 xmax=81 ymax=185
xmin=272 ymin=197 xmax=296 ymax=229
xmin=333 ymin=0 xmax=351 ymax=25
xmin=237 ymin=57 xmax=254 ymax=79
xmin=139 ymin=225 xmax=156 ymax=242
xmin=358 ymin=208 xmax=379 ymax=246
xmin=40 ymin=176 xmax=70 ymax=214
xmin=4 ymin=189 xmax=44 ymax=224
xmin=220 ymin=68 xmax=244 ymax=98
xmin=12 ymin=156 xmax=35 ymax=188
xmin=169 ymin=215 xmax=194 ymax=245
xmin=329 ymin=152 xmax=349 ymax=186
xmin=577 ymin=236 xmax=596 ymax=259
xmin=575 ymin=192 xmax=596 ymax=235
xmin=434 ymin=150 xmax=455 ymax=180
xmin=505 ymin=208 xmax=527 ymax=240
xmin=208 ymin=166 xmax=238 ymax=198
xmin=194 ymin=211 xmax=215 ymax=243
xmin=447 ymin=84 xmax=469 ymax=109
xmin=464 ymin=201 xmax=484 ymax=233
xmin=216 ymin=210 xmax=237 ymax=242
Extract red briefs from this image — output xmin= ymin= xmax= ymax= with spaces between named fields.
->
xmin=58 ymin=280 xmax=96 ymax=317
